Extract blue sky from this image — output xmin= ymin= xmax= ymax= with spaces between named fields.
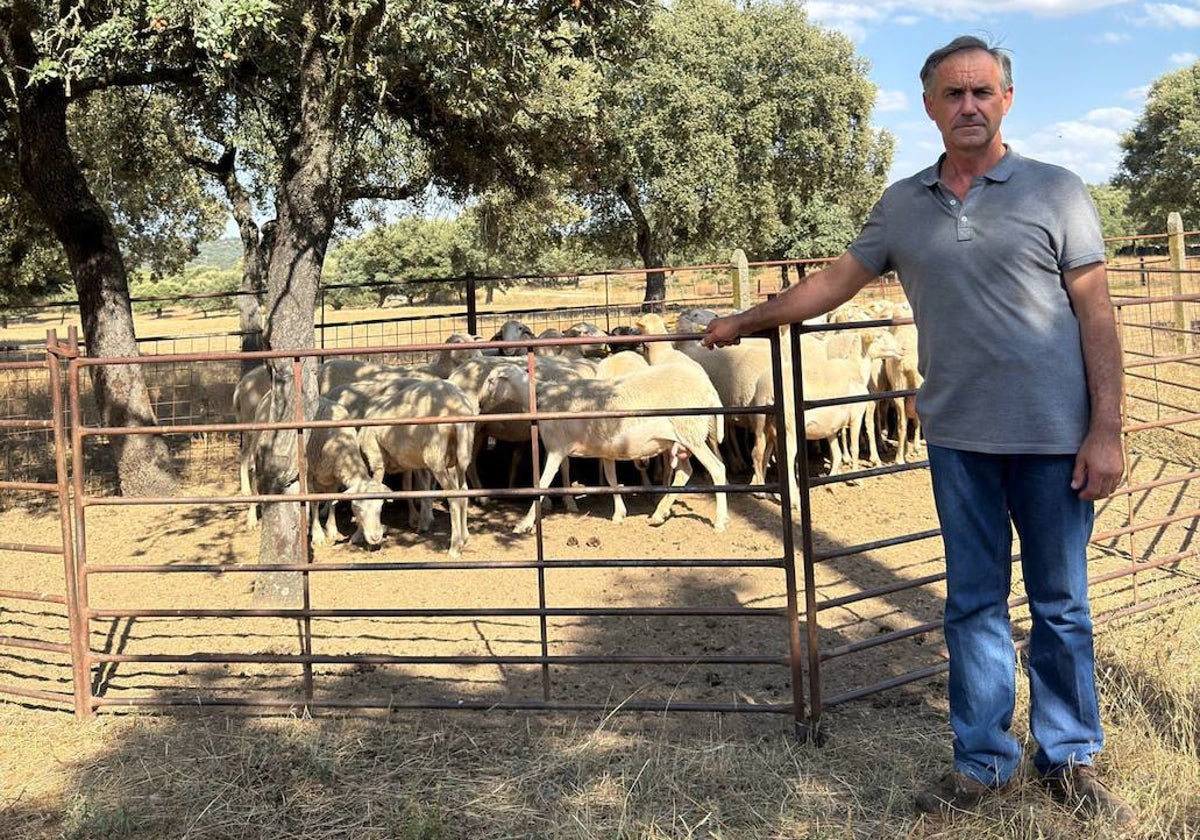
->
xmin=805 ymin=1 xmax=1200 ymax=184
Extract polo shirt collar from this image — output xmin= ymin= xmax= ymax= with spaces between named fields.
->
xmin=919 ymin=145 xmax=1018 ymax=188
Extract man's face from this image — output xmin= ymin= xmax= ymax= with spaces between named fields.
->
xmin=922 ymin=48 xmax=1013 ymax=156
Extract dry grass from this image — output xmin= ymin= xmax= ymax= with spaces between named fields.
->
xmin=0 ymin=603 xmax=1196 ymax=839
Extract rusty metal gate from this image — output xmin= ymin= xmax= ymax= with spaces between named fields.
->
xmin=1 ymin=302 xmax=1198 ymax=739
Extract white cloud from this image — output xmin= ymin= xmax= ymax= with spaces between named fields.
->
xmin=1094 ymin=31 xmax=1130 ymax=42
xmin=1170 ymin=51 xmax=1200 ymax=63
xmin=1142 ymin=3 xmax=1200 ymax=27
xmin=875 ymin=89 xmax=909 ymax=112
xmin=805 ymin=3 xmax=892 ymax=41
xmin=1010 ymin=107 xmax=1137 ymax=182
xmin=808 ymin=2 xmax=1139 ymax=36
xmin=1124 ymin=83 xmax=1152 ymax=100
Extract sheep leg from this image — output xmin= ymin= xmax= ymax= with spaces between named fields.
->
xmin=413 ymin=470 xmax=434 ymax=533
xmin=561 ymin=456 xmax=579 ymax=514
xmin=848 ymin=402 xmax=867 ymax=471
xmin=429 ymin=464 xmax=466 ymax=558
xmin=648 ymin=456 xmax=692 ymax=527
xmin=892 ymin=396 xmax=908 ymax=464
xmin=907 ymin=396 xmax=924 ymax=457
xmin=514 ymin=450 xmax=565 ymax=534
xmin=825 ymin=432 xmax=844 ymax=476
xmin=864 ymin=399 xmax=883 ymax=467
xmin=309 ymin=500 xmax=328 ymax=545
xmin=750 ymin=416 xmax=772 ymax=498
xmin=602 ymin=458 xmax=627 ymax=523
xmin=240 ymin=438 xmax=259 ymax=529
xmin=685 ymin=439 xmax=730 ymax=532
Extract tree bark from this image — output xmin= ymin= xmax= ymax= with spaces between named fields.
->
xmin=254 ymin=2 xmax=384 ymax=593
xmin=176 ymin=144 xmax=268 ymax=372
xmin=618 ymin=179 xmax=666 ymax=312
xmin=1 ymin=5 xmax=177 ymax=497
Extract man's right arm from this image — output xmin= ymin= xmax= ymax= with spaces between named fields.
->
xmin=701 ymin=251 xmax=877 ymax=348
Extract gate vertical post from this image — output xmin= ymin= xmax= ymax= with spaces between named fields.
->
xmin=293 ymin=356 xmax=315 ymax=705
xmin=768 ymin=326 xmax=809 ymax=740
xmin=787 ymin=323 xmax=824 ymax=741
xmin=1168 ymin=212 xmax=1186 ymax=353
xmin=465 ymin=271 xmax=478 ymax=338
xmin=46 ymin=331 xmax=90 ymax=717
xmin=62 ymin=330 xmax=95 ymax=718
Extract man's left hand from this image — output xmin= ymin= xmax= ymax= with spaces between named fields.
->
xmin=1071 ymin=431 xmax=1124 ymax=500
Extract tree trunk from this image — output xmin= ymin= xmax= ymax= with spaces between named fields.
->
xmin=1 ymin=6 xmax=177 ymax=497
xmin=618 ymin=180 xmax=666 ymax=313
xmin=254 ymin=2 xmax=382 ymax=594
xmin=178 ymin=146 xmax=267 ymax=373
xmin=223 ymin=151 xmax=268 ymax=372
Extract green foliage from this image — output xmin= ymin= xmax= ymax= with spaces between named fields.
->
xmin=324 ymin=216 xmax=470 ymax=307
xmin=61 ymin=794 xmax=134 ymax=840
xmin=130 ymin=266 xmax=240 ymax=316
xmin=1088 ymin=183 xmax=1137 ymax=255
xmin=576 ymin=0 xmax=892 ymax=265
xmin=68 ymin=88 xmax=227 ymax=279
xmin=188 ymin=238 xmax=244 ymax=271
xmin=1115 ymin=61 xmax=1200 ymax=234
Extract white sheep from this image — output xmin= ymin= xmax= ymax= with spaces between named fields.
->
xmin=354 ymin=379 xmax=481 ymax=558
xmin=303 ymin=397 xmax=391 ymax=546
xmin=235 ymin=359 xmax=410 ymax=528
xmin=674 ymin=308 xmax=720 ymax=334
xmin=633 ymin=313 xmax=711 ymax=376
xmin=486 ymin=363 xmax=729 ymax=533
xmin=490 ymin=319 xmax=536 ymax=356
xmin=450 ymin=354 xmax=597 ymax=507
xmin=886 ymin=305 xmax=924 ymax=464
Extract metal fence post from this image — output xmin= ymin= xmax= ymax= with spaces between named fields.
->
xmin=731 ymin=249 xmax=750 ymax=310
xmin=1168 ymin=211 xmax=1186 ymax=353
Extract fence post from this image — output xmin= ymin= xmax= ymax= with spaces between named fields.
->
xmin=730 ymin=249 xmax=750 ymax=310
xmin=1168 ymin=212 xmax=1186 ymax=353
xmin=465 ymin=271 xmax=478 ymax=338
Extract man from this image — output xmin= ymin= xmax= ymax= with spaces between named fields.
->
xmin=703 ymin=36 xmax=1135 ymax=828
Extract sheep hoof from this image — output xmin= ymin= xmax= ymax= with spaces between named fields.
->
xmin=648 ymin=514 xmax=667 ymax=527
xmin=512 ymin=522 xmax=534 ymax=535
xmin=713 ymin=517 xmax=729 ymax=532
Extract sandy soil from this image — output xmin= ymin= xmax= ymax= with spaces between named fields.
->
xmin=0 ymin=433 xmax=1193 ymax=723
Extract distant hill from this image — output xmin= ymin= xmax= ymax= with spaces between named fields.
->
xmin=188 ymin=239 xmax=243 ymax=271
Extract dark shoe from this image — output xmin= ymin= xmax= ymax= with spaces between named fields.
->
xmin=915 ymin=771 xmax=1004 ymax=818
xmin=1042 ymin=765 xmax=1138 ymax=830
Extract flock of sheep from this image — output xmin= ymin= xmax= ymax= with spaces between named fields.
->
xmin=231 ymin=300 xmax=924 ymax=557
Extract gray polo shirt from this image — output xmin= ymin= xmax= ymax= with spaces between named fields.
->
xmin=848 ymin=149 xmax=1106 ymax=454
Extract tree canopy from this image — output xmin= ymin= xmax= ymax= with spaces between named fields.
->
xmin=571 ymin=0 xmax=892 ymax=300
xmin=1115 ymin=60 xmax=1200 ymax=234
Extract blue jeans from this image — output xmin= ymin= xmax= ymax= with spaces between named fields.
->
xmin=927 ymin=445 xmax=1103 ymax=787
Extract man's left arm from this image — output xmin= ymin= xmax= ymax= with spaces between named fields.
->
xmin=1065 ymin=261 xmax=1125 ymax=500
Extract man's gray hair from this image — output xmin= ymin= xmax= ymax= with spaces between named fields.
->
xmin=919 ymin=35 xmax=1013 ymax=96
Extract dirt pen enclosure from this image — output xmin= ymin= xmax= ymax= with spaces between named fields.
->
xmin=1 ymin=253 xmax=1200 ymax=838
xmin=1 ymin=250 xmax=1199 ymax=739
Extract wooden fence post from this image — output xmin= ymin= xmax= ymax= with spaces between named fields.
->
xmin=1168 ymin=212 xmax=1186 ymax=353
xmin=731 ymin=248 xmax=750 ymax=310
